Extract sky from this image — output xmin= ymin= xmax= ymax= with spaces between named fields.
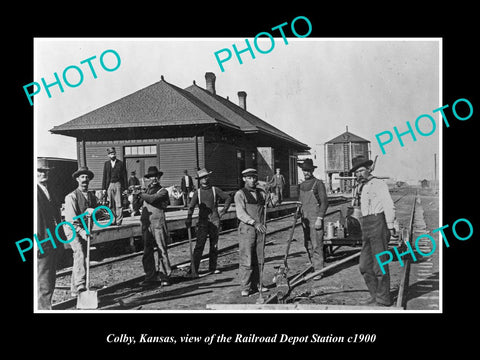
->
xmin=34 ymin=38 xmax=440 ymax=183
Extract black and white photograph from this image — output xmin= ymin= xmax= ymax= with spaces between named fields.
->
xmin=7 ymin=6 xmax=478 ymax=354
xmin=32 ymin=38 xmax=442 ymax=313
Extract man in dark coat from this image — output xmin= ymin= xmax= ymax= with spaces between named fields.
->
xmin=298 ymin=158 xmax=329 ymax=279
xmin=128 ymin=171 xmax=140 ymax=187
xmin=37 ymin=158 xmax=65 ymax=310
xmin=180 ymin=169 xmax=194 ymax=208
xmin=102 ymin=147 xmax=128 ymax=225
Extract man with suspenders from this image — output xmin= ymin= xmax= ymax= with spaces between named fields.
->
xmin=185 ymin=168 xmax=233 ymax=276
xmin=298 ymin=159 xmax=329 ymax=279
xmin=234 ymin=168 xmax=271 ymax=297
xmin=351 ymin=156 xmax=395 ymax=306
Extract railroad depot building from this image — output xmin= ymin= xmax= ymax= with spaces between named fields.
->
xmin=50 ymin=72 xmax=309 ymax=197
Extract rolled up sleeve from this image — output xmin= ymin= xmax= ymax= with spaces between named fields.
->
xmin=234 ymin=191 xmax=255 ymax=225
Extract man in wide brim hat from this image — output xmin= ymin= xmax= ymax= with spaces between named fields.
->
xmin=349 ymin=156 xmax=373 ymax=173
xmin=144 ymin=166 xmax=163 ymax=178
xmin=138 ymin=165 xmax=171 ymax=286
xmin=64 ymin=165 xmax=98 ymax=296
xmin=297 ymin=158 xmax=328 ymax=278
xmin=71 ymin=166 xmax=94 ymax=180
xmin=195 ymin=168 xmax=213 ymax=179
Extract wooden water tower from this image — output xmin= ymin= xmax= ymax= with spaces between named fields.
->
xmin=324 ymin=126 xmax=371 ymax=192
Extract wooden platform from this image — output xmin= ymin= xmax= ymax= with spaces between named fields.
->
xmin=90 ymin=201 xmax=299 ymax=245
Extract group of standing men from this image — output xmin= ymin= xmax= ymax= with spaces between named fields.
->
xmin=37 ymin=144 xmax=395 ymax=309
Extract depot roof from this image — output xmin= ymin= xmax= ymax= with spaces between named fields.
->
xmin=51 ymin=77 xmax=309 ymax=150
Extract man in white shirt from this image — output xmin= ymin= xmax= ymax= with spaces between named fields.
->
xmin=351 ymin=156 xmax=395 ymax=306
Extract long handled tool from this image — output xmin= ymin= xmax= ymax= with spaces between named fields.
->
xmin=187 ymin=226 xmax=197 ymax=278
xmin=256 ymin=192 xmax=270 ymax=304
xmin=265 ymin=250 xmax=362 ymax=304
xmin=273 ymin=202 xmax=301 ymax=302
xmin=77 ymin=215 xmax=98 ymax=309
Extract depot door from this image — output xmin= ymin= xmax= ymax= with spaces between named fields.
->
xmin=125 ymin=157 xmax=158 ymax=186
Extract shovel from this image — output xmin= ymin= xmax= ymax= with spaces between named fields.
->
xmin=256 ymin=192 xmax=270 ymax=304
xmin=273 ymin=202 xmax=301 ymax=301
xmin=77 ymin=215 xmax=98 ymax=309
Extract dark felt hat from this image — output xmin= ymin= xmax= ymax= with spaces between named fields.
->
xmin=107 ymin=147 xmax=116 ymax=154
xmin=144 ymin=166 xmax=163 ymax=178
xmin=298 ymin=158 xmax=317 ymax=171
xmin=349 ymin=156 xmax=373 ymax=173
xmin=72 ymin=166 xmax=94 ymax=180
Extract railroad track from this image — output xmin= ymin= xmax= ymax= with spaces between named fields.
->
xmin=258 ymin=188 xmax=418 ymax=308
xmin=52 ymin=189 xmax=414 ymax=310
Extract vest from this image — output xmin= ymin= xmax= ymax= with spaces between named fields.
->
xmin=73 ymin=188 xmax=97 ymax=213
xmin=241 ymin=187 xmax=265 ymax=224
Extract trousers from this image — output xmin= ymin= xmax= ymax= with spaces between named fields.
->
xmin=193 ymin=221 xmax=220 ymax=273
xmin=37 ymin=250 xmax=57 ymax=310
xmin=69 ymin=235 xmax=87 ymax=293
xmin=107 ymin=182 xmax=123 ymax=225
xmin=359 ymin=213 xmax=392 ymax=305
xmin=238 ymin=222 xmax=265 ymax=291
xmin=301 ymin=217 xmax=325 ymax=270
xmin=142 ymin=222 xmax=172 ymax=281
xmin=274 ymin=185 xmax=283 ymax=203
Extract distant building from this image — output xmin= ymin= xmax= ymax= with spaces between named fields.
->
xmin=323 ymin=127 xmax=371 ymax=192
xmin=420 ymin=179 xmax=430 ymax=188
xmin=50 ymin=73 xmax=309 ymax=197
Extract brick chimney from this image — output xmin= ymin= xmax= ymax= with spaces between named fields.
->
xmin=205 ymin=72 xmax=216 ymax=94
xmin=238 ymin=91 xmax=247 ymax=110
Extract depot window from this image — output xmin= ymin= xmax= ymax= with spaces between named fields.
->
xmin=124 ymin=145 xmax=157 ymax=156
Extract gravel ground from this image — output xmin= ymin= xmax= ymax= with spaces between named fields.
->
xmin=53 ymin=187 xmax=429 ymax=310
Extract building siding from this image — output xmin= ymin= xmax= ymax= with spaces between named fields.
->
xmin=204 ymin=141 xmax=239 ymax=190
xmin=80 ymin=137 xmax=205 ymax=190
xmin=158 ymin=137 xmax=204 ymax=187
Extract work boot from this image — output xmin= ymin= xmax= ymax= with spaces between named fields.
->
xmin=241 ymin=290 xmax=250 ymax=297
xmin=71 ymin=284 xmax=86 ymax=297
xmin=256 ymin=285 xmax=269 ymax=293
xmin=359 ymin=296 xmax=376 ymax=306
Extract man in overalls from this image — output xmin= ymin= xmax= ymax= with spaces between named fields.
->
xmin=298 ymin=159 xmax=329 ymax=279
xmin=234 ymin=168 xmax=270 ymax=296
xmin=185 ymin=168 xmax=232 ymax=275
xmin=351 ymin=156 xmax=395 ymax=306
xmin=137 ymin=166 xmax=172 ymax=286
